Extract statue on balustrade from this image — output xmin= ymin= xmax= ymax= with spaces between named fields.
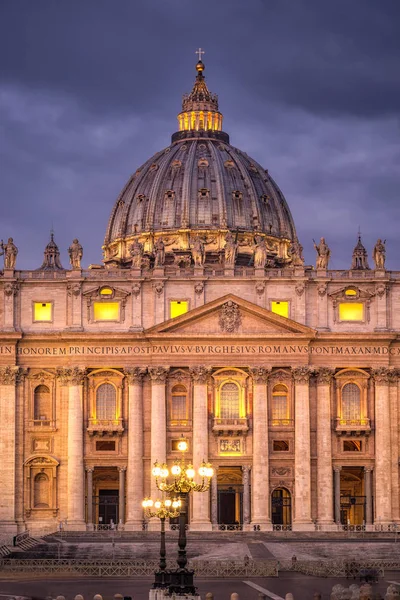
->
xmin=0 ymin=238 xmax=18 ymax=269
xmin=154 ymin=237 xmax=165 ymax=267
xmin=130 ymin=238 xmax=144 ymax=268
xmin=253 ymin=235 xmax=267 ymax=268
xmin=68 ymin=238 xmax=83 ymax=269
xmin=313 ymin=237 xmax=330 ymax=269
xmin=224 ymin=231 xmax=238 ymax=267
xmin=372 ymin=238 xmax=386 ymax=270
xmin=192 ymin=236 xmax=205 ymax=267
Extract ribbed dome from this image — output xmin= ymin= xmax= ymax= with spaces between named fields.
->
xmin=103 ymin=60 xmax=299 ymax=268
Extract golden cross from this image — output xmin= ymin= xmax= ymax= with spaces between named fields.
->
xmin=195 ymin=47 xmax=205 ymax=61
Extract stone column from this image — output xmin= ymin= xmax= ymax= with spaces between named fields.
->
xmin=149 ymin=367 xmax=169 ymax=499
xmin=118 ymin=467 xmax=126 ymax=526
xmin=0 ymin=366 xmax=22 ymax=533
xmin=190 ymin=366 xmax=212 ymax=530
xmin=211 ymin=467 xmax=218 ymax=528
xmin=372 ymin=367 xmax=392 ymax=524
xmin=86 ymin=467 xmax=94 ymax=530
xmin=316 ymin=368 xmax=334 ymax=527
xmin=389 ymin=371 xmax=400 ymax=521
xmin=364 ymin=467 xmax=373 ymax=526
xmin=292 ymin=366 xmax=313 ymax=530
xmin=242 ymin=465 xmax=251 ymax=527
xmin=249 ymin=367 xmax=271 ymax=530
xmin=124 ymin=368 xmax=146 ymax=531
xmin=57 ymin=367 xmax=86 ymax=530
xmin=334 ymin=467 xmax=341 ymax=524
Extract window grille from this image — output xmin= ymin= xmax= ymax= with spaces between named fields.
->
xmin=272 ymin=384 xmax=288 ymax=421
xmin=220 ymin=382 xmax=240 ymax=419
xmin=171 ymin=385 xmax=187 ymax=421
xmin=96 ymin=383 xmax=116 ymax=420
xmin=342 ymin=383 xmax=361 ymax=421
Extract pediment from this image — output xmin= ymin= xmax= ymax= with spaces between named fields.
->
xmin=146 ymin=294 xmax=315 ymax=338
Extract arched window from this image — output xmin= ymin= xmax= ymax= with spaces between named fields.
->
xmin=33 ymin=473 xmax=50 ymax=508
xmin=171 ymin=385 xmax=187 ymax=422
xmin=271 ymin=384 xmax=289 ymax=424
xmin=220 ymin=382 xmax=240 ymax=419
xmin=342 ymin=383 xmax=361 ymax=422
xmin=34 ymin=385 xmax=51 ymax=421
xmin=96 ymin=383 xmax=116 ymax=421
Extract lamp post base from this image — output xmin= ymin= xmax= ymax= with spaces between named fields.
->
xmin=149 ymin=588 xmax=201 ymax=600
xmin=168 ymin=567 xmax=197 ymax=595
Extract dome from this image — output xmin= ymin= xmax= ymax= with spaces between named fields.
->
xmin=103 ymin=60 xmax=300 ymax=269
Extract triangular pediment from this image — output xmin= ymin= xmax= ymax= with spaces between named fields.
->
xmin=145 ymin=294 xmax=316 ymax=338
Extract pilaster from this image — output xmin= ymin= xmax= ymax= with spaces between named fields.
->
xmin=242 ymin=465 xmax=251 ymax=528
xmin=190 ymin=366 xmax=212 ymax=530
xmin=389 ymin=370 xmax=400 ymax=521
xmin=333 ymin=466 xmax=341 ymax=524
xmin=86 ymin=467 xmax=94 ymax=530
xmin=249 ymin=367 xmax=272 ymax=529
xmin=372 ymin=367 xmax=392 ymax=523
xmin=292 ymin=366 xmax=313 ymax=530
xmin=316 ymin=367 xmax=334 ymax=527
xmin=130 ymin=281 xmax=144 ymax=331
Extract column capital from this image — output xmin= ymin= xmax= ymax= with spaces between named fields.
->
xmin=316 ymin=367 xmax=335 ymax=385
xmin=249 ymin=367 xmax=271 ymax=384
xmin=0 ymin=366 xmax=27 ymax=385
xmin=292 ymin=366 xmax=313 ymax=384
xmin=85 ymin=467 xmax=94 ymax=473
xmin=118 ymin=466 xmax=127 ymax=473
xmin=124 ymin=367 xmax=147 ymax=384
xmin=364 ymin=466 xmax=373 ymax=473
xmin=371 ymin=366 xmax=393 ymax=384
xmin=56 ymin=366 xmax=86 ymax=386
xmin=333 ymin=465 xmax=342 ymax=473
xmin=148 ymin=366 xmax=170 ymax=383
xmin=189 ymin=366 xmax=212 ymax=384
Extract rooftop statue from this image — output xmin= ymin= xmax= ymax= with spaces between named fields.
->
xmin=130 ymin=239 xmax=144 ymax=269
xmin=372 ymin=238 xmax=386 ymax=270
xmin=68 ymin=239 xmax=83 ymax=269
xmin=192 ymin=236 xmax=205 ymax=267
xmin=154 ymin=237 xmax=165 ymax=267
xmin=314 ymin=237 xmax=331 ymax=269
xmin=253 ymin=235 xmax=267 ymax=268
xmin=224 ymin=232 xmax=238 ymax=267
xmin=0 ymin=237 xmax=18 ymax=269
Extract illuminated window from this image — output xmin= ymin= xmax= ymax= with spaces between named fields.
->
xmin=93 ymin=302 xmax=120 ymax=321
xmin=99 ymin=287 xmax=114 ymax=297
xmin=220 ymin=382 xmax=240 ymax=419
xmin=339 ymin=302 xmax=364 ymax=321
xmin=34 ymin=385 xmax=50 ymax=422
xmin=273 ymin=440 xmax=289 ymax=451
xmin=343 ymin=440 xmax=362 ymax=452
xmin=345 ymin=288 xmax=357 ymax=297
xmin=33 ymin=302 xmax=52 ymax=322
xmin=271 ymin=301 xmax=289 ymax=318
xmin=272 ymin=384 xmax=289 ymax=424
xmin=342 ymin=383 xmax=361 ymax=421
xmin=170 ymin=300 xmax=189 ymax=319
xmin=96 ymin=383 xmax=116 ymax=420
xmin=171 ymin=385 xmax=187 ymax=422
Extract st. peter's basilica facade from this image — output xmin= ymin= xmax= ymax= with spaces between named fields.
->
xmin=0 ymin=58 xmax=397 ymax=534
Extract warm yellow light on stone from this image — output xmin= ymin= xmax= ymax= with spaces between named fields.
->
xmin=345 ymin=288 xmax=357 ymax=296
xmin=93 ymin=302 xmax=120 ymax=321
xmin=271 ymin=301 xmax=289 ymax=318
xmin=339 ymin=302 xmax=364 ymax=321
xmin=33 ymin=302 xmax=52 ymax=322
xmin=170 ymin=300 xmax=189 ymax=319
xmin=100 ymin=287 xmax=113 ymax=296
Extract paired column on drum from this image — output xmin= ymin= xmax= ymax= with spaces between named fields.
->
xmin=190 ymin=366 xmax=212 ymax=530
xmin=316 ymin=368 xmax=334 ymax=526
xmin=372 ymin=367 xmax=392 ymax=524
xmin=124 ymin=368 xmax=147 ymax=530
xmin=149 ymin=367 xmax=169 ymax=499
xmin=292 ymin=366 xmax=312 ymax=530
xmin=57 ymin=367 xmax=86 ymax=530
xmin=0 ymin=366 xmax=23 ymax=533
xmin=249 ymin=368 xmax=271 ymax=529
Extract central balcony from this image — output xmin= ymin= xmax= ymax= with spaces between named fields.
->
xmin=212 ymin=417 xmax=249 ymax=436
xmin=334 ymin=417 xmax=371 ymax=436
xmin=87 ymin=418 xmax=124 ymax=436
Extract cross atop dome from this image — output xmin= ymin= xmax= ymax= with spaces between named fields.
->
xmin=195 ymin=47 xmax=205 ymax=61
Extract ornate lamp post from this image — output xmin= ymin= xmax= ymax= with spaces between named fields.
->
xmin=142 ymin=496 xmax=181 ymax=588
xmin=152 ymin=438 xmax=213 ymax=595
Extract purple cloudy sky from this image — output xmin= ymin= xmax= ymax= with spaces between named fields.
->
xmin=0 ymin=0 xmax=399 ymax=270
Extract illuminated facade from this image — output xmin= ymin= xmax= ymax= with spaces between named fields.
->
xmin=0 ymin=59 xmax=398 ymax=535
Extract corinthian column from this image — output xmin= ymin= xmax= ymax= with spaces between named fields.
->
xmin=0 ymin=366 xmax=23 ymax=533
xmin=149 ymin=367 xmax=169 ymax=498
xmin=124 ymin=368 xmax=147 ymax=530
xmin=292 ymin=366 xmax=313 ymax=530
xmin=316 ymin=368 xmax=334 ymax=527
xmin=249 ymin=367 xmax=271 ymax=530
xmin=372 ymin=367 xmax=392 ymax=524
xmin=190 ymin=366 xmax=212 ymax=531
xmin=57 ymin=367 xmax=86 ymax=530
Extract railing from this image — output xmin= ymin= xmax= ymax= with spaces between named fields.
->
xmin=87 ymin=418 xmax=124 ymax=434
xmin=334 ymin=418 xmax=371 ymax=433
xmin=212 ymin=418 xmax=248 ymax=433
xmin=28 ymin=419 xmax=56 ymax=429
xmin=271 ymin=419 xmax=294 ymax=427
xmin=13 ymin=531 xmax=30 ymax=546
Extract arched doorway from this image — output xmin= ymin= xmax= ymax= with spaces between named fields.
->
xmin=271 ymin=488 xmax=292 ymax=528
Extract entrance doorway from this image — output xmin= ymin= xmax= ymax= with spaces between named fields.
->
xmin=96 ymin=489 xmax=119 ymax=526
xmin=271 ymin=488 xmax=292 ymax=527
xmin=89 ymin=467 xmax=120 ymax=527
xmin=217 ymin=467 xmax=243 ymax=527
xmin=340 ymin=467 xmax=366 ymax=525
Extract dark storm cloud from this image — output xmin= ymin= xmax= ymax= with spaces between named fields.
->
xmin=0 ymin=0 xmax=399 ymax=269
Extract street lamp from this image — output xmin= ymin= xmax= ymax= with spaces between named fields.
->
xmin=152 ymin=438 xmax=213 ymax=595
xmin=142 ymin=496 xmax=181 ymax=588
